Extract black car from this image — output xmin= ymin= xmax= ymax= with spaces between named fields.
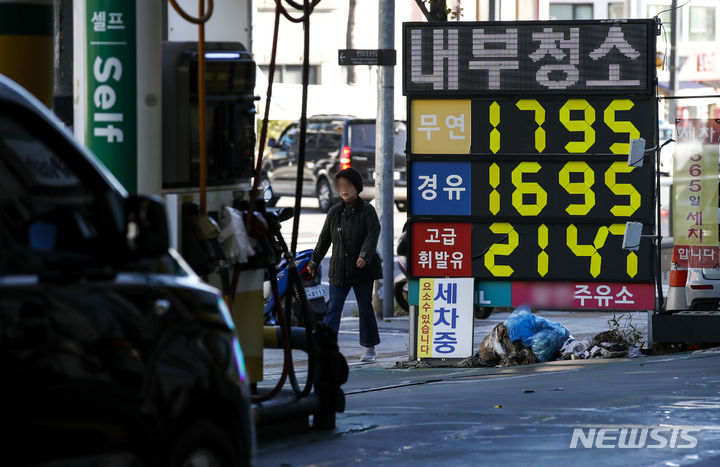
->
xmin=0 ymin=75 xmax=254 ymax=466
xmin=260 ymin=115 xmax=407 ymax=212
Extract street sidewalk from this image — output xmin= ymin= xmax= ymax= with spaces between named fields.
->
xmin=259 ymin=309 xmax=649 ymax=387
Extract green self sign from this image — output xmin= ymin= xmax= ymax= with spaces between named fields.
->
xmin=85 ymin=0 xmax=137 ymax=192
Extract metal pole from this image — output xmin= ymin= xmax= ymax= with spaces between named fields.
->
xmin=668 ymin=0 xmax=678 ymax=120
xmin=54 ymin=0 xmax=74 ymax=124
xmin=136 ymin=0 xmax=162 ymax=196
xmin=290 ymin=0 xmax=311 ymax=255
xmin=198 ymin=0 xmax=207 ymax=215
xmin=377 ymin=0 xmax=394 ymax=320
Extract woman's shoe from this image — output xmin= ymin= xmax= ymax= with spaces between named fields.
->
xmin=360 ymin=346 xmax=377 ymax=363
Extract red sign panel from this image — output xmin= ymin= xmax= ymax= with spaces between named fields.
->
xmin=511 ymin=282 xmax=655 ymax=310
xmin=411 ymin=222 xmax=471 ymax=277
xmin=672 ymin=245 xmax=720 ymax=269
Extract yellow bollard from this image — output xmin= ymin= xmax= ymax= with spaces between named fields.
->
xmin=230 ymin=269 xmax=265 ymax=383
xmin=0 ymin=0 xmax=54 ymax=107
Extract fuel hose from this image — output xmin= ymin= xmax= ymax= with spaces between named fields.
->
xmin=167 ymin=0 xmax=214 ymax=216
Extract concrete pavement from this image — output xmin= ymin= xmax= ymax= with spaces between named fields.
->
xmin=255 ymin=194 xmax=720 ymax=466
xmin=258 ymin=348 xmax=720 ymax=466
xmin=260 ymin=309 xmax=650 ymax=386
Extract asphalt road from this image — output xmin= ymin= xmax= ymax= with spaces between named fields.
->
xmin=259 ymin=193 xmax=720 ymax=466
xmin=258 ymin=349 xmax=720 ymax=466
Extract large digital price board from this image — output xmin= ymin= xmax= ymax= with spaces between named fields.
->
xmin=410 ymin=97 xmax=654 ymax=155
xmin=404 ymin=19 xmax=657 ymax=309
xmin=404 ymin=21 xmax=655 ymax=95
xmin=410 ymin=159 xmax=654 ymax=222
xmin=411 ymin=221 xmax=654 ymax=281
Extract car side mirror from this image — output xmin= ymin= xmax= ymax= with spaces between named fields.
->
xmin=267 ymin=137 xmax=277 ymax=148
xmin=277 ymin=207 xmax=294 ymax=223
xmin=263 ymin=184 xmax=274 ymax=203
xmin=126 ymin=194 xmax=169 ymax=258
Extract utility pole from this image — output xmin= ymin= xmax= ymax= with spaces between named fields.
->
xmin=377 ymin=0 xmax=394 ymax=320
xmin=345 ymin=0 xmax=357 ymax=85
xmin=668 ymin=0 xmax=678 ymax=121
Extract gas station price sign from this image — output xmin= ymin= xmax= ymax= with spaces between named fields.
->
xmin=411 ymin=97 xmax=654 ymax=156
xmin=403 ymin=20 xmax=655 ymax=95
xmin=404 ymin=19 xmax=657 ymax=295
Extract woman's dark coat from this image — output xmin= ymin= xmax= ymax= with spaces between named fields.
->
xmin=311 ymin=198 xmax=382 ymax=286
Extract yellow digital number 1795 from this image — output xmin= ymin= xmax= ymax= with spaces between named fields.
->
xmin=490 ymin=99 xmax=640 ymax=154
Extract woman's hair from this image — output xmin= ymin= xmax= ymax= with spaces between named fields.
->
xmin=335 ymin=167 xmax=363 ymax=194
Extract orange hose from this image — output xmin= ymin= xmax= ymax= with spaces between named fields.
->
xmin=168 ymin=0 xmax=214 ymax=24
xmin=167 ymin=0 xmax=213 ymax=215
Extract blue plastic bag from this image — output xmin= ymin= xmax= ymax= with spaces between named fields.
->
xmin=504 ymin=306 xmax=570 ymax=362
xmin=504 ymin=306 xmax=538 ymax=346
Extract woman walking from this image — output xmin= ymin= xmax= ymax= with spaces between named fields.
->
xmin=308 ymin=168 xmax=382 ymax=362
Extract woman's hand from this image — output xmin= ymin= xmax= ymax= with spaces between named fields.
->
xmin=356 ymin=258 xmax=367 ymax=269
xmin=308 ymin=261 xmax=317 ymax=277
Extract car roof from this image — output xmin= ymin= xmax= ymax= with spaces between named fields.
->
xmin=307 ymin=115 xmax=406 ymax=125
xmin=0 ymin=74 xmax=127 ymax=196
xmin=308 ymin=114 xmax=356 ymax=121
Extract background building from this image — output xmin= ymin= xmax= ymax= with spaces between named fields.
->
xmin=253 ymin=0 xmax=422 ymax=120
xmin=252 ymin=0 xmax=719 ymax=123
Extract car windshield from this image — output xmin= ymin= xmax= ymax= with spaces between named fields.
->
xmin=348 ymin=122 xmax=406 ymax=154
xmin=0 ymin=112 xmax=120 ymax=275
xmin=279 ymin=126 xmax=297 ymax=147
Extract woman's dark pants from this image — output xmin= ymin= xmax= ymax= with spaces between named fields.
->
xmin=325 ymin=281 xmax=381 ymax=347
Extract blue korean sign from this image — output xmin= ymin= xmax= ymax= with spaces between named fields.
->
xmin=411 ymin=161 xmax=471 ymax=216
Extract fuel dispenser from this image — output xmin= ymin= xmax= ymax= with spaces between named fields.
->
xmin=67 ymin=1 xmax=346 ymax=435
xmin=161 ymin=41 xmax=256 ymax=235
xmin=161 ymin=41 xmax=265 ymax=383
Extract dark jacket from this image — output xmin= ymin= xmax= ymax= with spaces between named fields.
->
xmin=311 ymin=198 xmax=382 ymax=286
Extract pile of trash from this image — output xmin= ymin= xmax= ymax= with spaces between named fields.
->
xmin=457 ymin=306 xmax=643 ymax=368
xmin=559 ymin=329 xmax=642 ymax=360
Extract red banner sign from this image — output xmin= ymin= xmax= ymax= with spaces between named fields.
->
xmin=671 ymin=245 xmax=720 ymax=269
xmin=511 ymin=282 xmax=655 ymax=310
xmin=411 ymin=222 xmax=471 ymax=277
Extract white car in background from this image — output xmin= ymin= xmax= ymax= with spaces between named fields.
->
xmin=685 ymin=207 xmax=720 ymax=310
xmin=686 ymin=267 xmax=720 ymax=309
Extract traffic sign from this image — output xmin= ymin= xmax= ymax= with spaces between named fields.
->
xmin=338 ymin=49 xmax=396 ymax=66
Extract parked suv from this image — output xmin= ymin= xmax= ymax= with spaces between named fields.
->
xmin=0 ymin=75 xmax=254 ymax=466
xmin=260 ymin=115 xmax=407 ymax=212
